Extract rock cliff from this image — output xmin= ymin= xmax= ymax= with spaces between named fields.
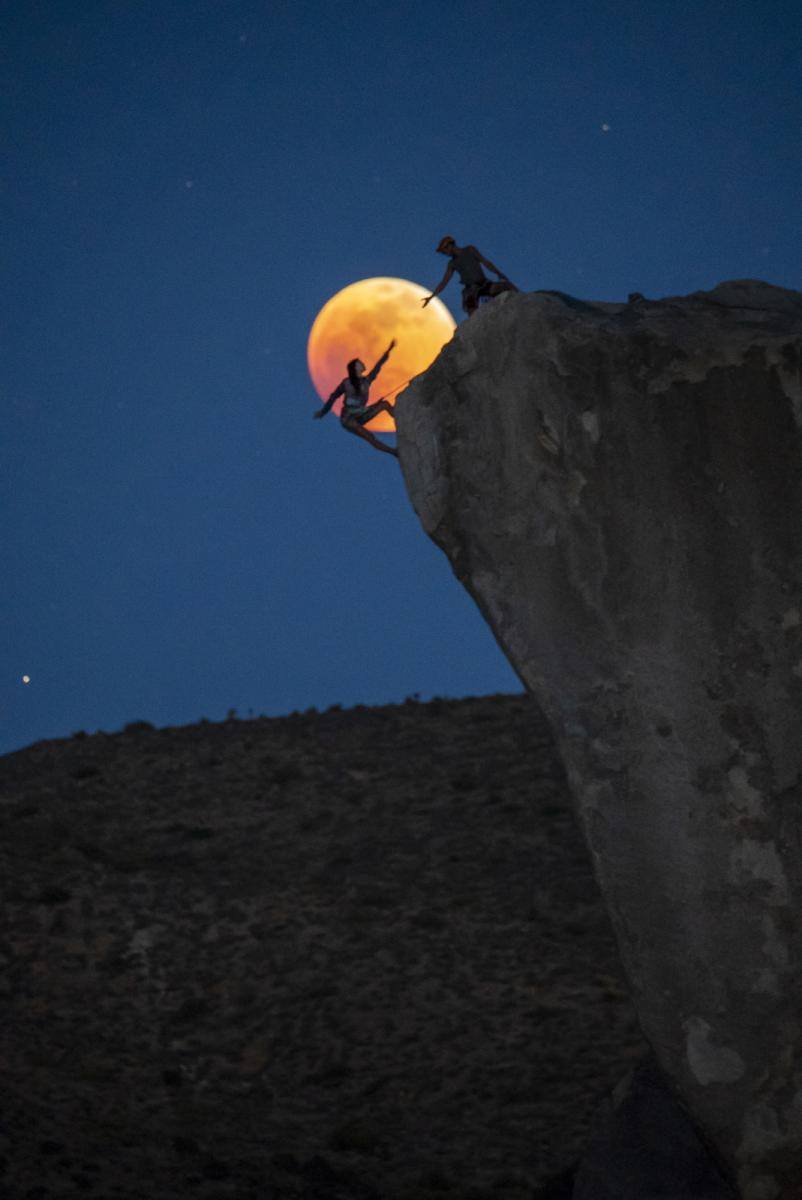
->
xmin=397 ymin=281 xmax=802 ymax=1200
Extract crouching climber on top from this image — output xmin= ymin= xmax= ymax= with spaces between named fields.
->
xmin=422 ymin=236 xmax=518 ymax=317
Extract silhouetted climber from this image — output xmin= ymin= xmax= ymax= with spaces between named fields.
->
xmin=314 ymin=340 xmax=399 ymax=458
xmin=422 ymin=236 xmax=517 ymax=317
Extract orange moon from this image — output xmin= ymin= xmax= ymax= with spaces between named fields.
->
xmin=307 ymin=278 xmax=456 ymax=432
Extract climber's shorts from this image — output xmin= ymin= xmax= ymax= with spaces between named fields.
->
xmin=461 ymin=281 xmax=494 ymax=314
xmin=341 ymin=400 xmax=385 ymax=429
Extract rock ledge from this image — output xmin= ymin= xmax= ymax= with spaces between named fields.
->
xmin=397 ymin=281 xmax=802 ymax=1199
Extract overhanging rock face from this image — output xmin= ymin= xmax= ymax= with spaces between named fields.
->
xmin=396 ymin=281 xmax=802 ymax=1199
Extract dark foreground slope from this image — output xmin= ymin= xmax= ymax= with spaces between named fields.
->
xmin=0 ymin=695 xmax=642 ymax=1199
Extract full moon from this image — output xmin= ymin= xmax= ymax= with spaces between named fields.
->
xmin=307 ymin=278 xmax=456 ymax=432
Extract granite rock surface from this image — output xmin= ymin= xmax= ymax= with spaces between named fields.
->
xmin=397 ymin=281 xmax=802 ymax=1199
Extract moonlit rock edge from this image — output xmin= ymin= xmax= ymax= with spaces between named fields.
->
xmin=396 ymin=281 xmax=802 ymax=1199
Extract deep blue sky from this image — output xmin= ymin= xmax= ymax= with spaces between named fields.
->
xmin=3 ymin=1 xmax=801 ymax=753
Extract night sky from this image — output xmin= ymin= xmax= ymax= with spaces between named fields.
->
xmin=4 ymin=1 xmax=801 ymax=754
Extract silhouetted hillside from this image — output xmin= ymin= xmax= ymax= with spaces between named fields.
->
xmin=0 ymin=694 xmax=643 ymax=1199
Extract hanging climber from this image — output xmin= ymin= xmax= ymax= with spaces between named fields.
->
xmin=421 ymin=236 xmax=517 ymax=317
xmin=313 ymin=340 xmax=399 ymax=458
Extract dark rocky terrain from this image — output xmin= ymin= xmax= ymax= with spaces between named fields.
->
xmin=0 ymin=693 xmax=644 ymax=1199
